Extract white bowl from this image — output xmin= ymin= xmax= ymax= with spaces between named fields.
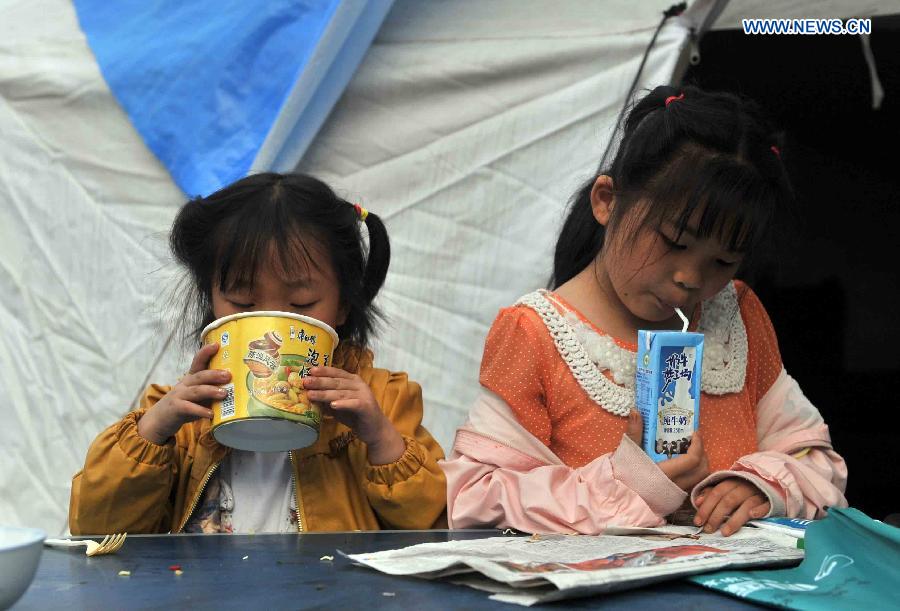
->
xmin=0 ymin=526 xmax=45 ymax=609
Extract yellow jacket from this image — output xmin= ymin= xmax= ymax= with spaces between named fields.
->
xmin=69 ymin=351 xmax=446 ymax=534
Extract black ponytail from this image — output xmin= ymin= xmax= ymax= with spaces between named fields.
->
xmin=359 ymin=210 xmax=390 ymax=304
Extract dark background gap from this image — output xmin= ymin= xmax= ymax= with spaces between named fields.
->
xmin=683 ymin=17 xmax=900 ymax=521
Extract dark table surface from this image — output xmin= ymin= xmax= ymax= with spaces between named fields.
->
xmin=16 ymin=530 xmax=764 ymax=609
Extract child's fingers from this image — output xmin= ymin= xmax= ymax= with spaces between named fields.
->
xmin=178 ymin=384 xmax=228 ymax=404
xmin=699 ymin=491 xmax=734 ymax=531
xmin=693 ymin=479 xmax=738 ymax=527
xmin=302 ymin=376 xmax=346 ymax=390
xmin=303 ymin=374 xmax=361 ymax=392
xmin=188 ymin=343 xmax=219 ymax=375
xmin=308 ymin=366 xmax=356 ymax=380
xmin=182 ymin=369 xmax=231 ymax=388
xmin=660 ymin=439 xmax=708 ymax=491
xmin=750 ymin=503 xmax=769 ymax=519
xmin=703 ymin=484 xmax=756 ymax=533
xmin=328 ymin=398 xmax=366 ymax=411
xmin=172 ymin=398 xmax=213 ymax=420
xmin=721 ymin=499 xmax=769 ymax=537
xmin=305 ymin=388 xmax=357 ymax=404
xmin=675 ymin=433 xmax=706 ymax=471
xmin=625 ymin=408 xmax=643 ymax=443
xmin=718 ymin=499 xmax=753 ymax=536
xmin=687 ymin=430 xmax=703 ymax=456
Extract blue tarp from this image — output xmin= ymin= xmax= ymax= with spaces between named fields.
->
xmin=74 ymin=0 xmax=340 ymax=196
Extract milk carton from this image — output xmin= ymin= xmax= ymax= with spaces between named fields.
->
xmin=635 ymin=330 xmax=704 ymax=462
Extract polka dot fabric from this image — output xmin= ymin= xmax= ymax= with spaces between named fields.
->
xmin=479 ymin=281 xmax=782 ymax=472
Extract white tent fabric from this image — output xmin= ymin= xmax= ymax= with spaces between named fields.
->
xmin=0 ymin=0 xmax=186 ymax=533
xmin=0 ymin=0 xmax=744 ymax=534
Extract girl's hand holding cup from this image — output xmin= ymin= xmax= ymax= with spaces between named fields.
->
xmin=303 ymin=366 xmax=406 ymax=465
xmin=137 ymin=343 xmax=231 ymax=445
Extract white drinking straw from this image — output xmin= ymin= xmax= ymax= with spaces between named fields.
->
xmin=674 ymin=307 xmax=689 ymax=332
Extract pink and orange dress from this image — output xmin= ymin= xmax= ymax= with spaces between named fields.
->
xmin=442 ymin=281 xmax=847 ymax=533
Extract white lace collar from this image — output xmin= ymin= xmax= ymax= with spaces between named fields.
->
xmin=516 ymin=283 xmax=747 ymax=417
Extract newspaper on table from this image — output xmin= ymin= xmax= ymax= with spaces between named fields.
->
xmin=344 ymin=525 xmax=804 ymax=606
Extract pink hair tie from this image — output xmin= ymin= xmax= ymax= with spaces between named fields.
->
xmin=770 ymin=145 xmax=781 ymax=158
xmin=665 ymin=93 xmax=684 ymax=107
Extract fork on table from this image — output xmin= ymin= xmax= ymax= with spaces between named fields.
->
xmin=44 ymin=533 xmax=127 ymax=556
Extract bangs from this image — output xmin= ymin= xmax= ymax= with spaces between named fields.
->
xmin=635 ymin=146 xmax=777 ymax=254
xmin=212 ymin=197 xmax=325 ymax=292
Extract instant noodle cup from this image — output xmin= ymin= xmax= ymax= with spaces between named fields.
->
xmin=200 ymin=312 xmax=338 ymax=451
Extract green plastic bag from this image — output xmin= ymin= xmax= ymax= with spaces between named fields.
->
xmin=690 ymin=508 xmax=900 ymax=610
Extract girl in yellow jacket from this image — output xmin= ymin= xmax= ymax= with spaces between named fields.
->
xmin=69 ymin=173 xmax=446 ymax=535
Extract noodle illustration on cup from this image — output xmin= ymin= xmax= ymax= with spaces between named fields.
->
xmin=200 ymin=312 xmax=338 ymax=451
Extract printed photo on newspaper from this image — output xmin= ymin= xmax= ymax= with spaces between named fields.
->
xmin=344 ymin=525 xmax=804 ymax=606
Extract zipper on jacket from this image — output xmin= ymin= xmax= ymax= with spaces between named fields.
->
xmin=289 ymin=451 xmax=305 ymax=533
xmin=175 ymin=461 xmax=220 ymax=533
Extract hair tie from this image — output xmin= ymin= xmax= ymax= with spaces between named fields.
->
xmin=770 ymin=145 xmax=781 ymax=159
xmin=665 ymin=93 xmax=684 ymax=107
xmin=353 ymin=203 xmax=369 ymax=222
